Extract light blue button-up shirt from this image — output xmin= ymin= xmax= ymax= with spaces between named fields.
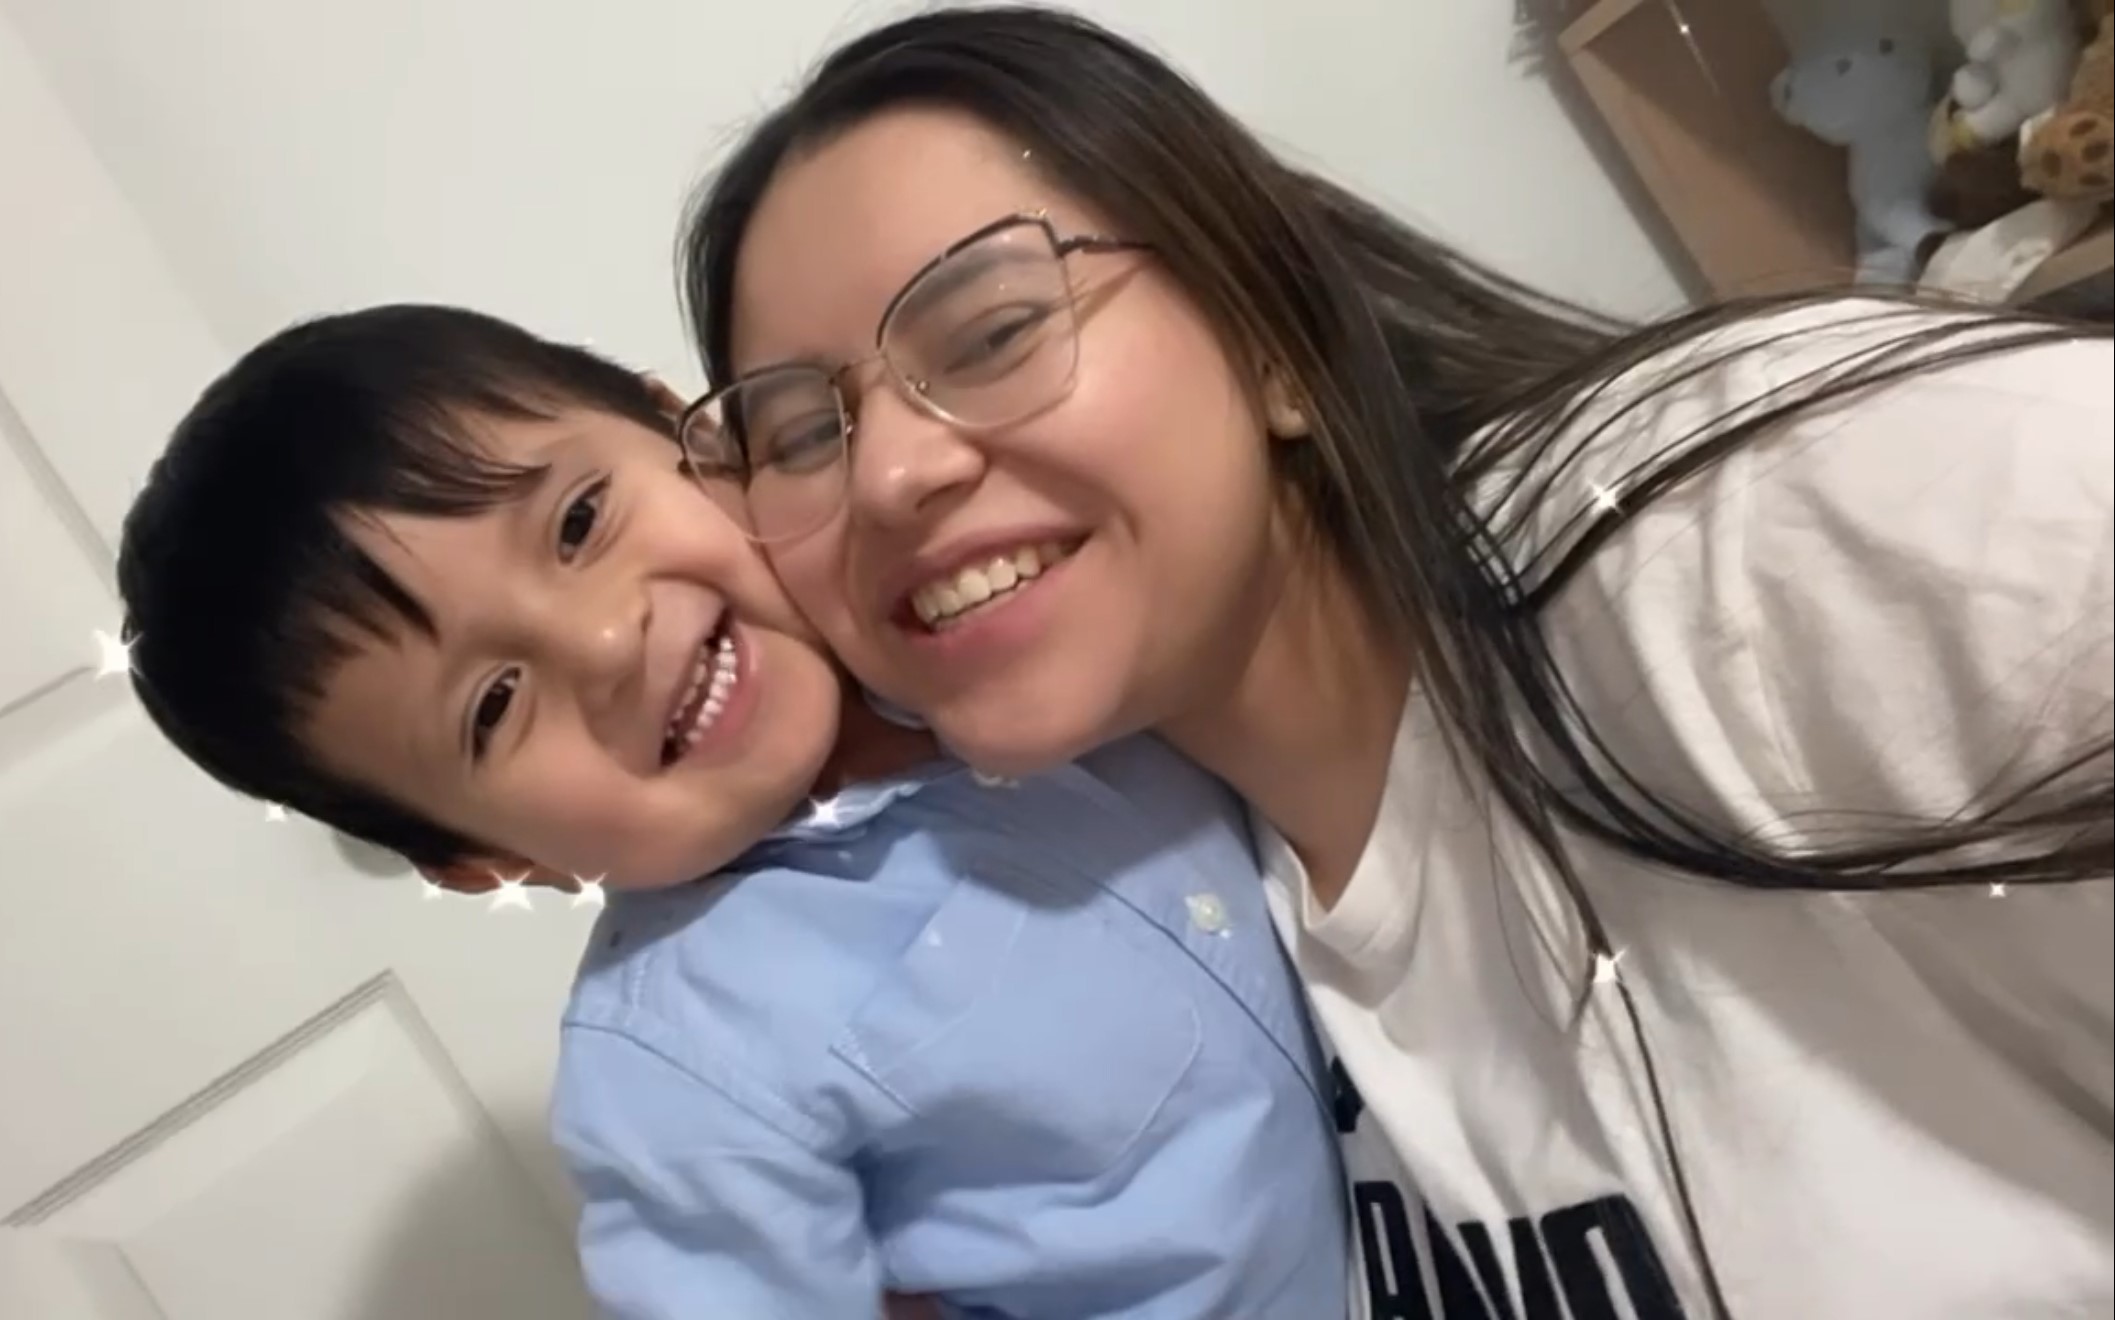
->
xmin=550 ymin=735 xmax=1348 ymax=1318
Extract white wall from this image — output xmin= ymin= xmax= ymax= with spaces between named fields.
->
xmin=3 ymin=0 xmax=1685 ymax=392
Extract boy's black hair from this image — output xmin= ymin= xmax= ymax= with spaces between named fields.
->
xmin=117 ymin=304 xmax=672 ymax=867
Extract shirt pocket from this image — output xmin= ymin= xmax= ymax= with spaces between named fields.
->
xmin=834 ymin=863 xmax=1203 ymax=1183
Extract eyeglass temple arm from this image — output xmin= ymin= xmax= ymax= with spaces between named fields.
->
xmin=1056 ymin=235 xmax=1152 ymax=256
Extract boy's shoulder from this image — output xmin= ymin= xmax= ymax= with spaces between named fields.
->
xmin=1071 ymin=731 xmax=1242 ymax=820
xmin=560 ymin=734 xmax=1249 ymax=1079
xmin=561 ymin=819 xmax=953 ymax=1062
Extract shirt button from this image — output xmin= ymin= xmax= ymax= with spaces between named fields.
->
xmin=971 ymin=770 xmax=1018 ymax=788
xmin=1186 ymin=892 xmax=1231 ymax=936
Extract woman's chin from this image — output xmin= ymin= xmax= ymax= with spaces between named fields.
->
xmin=933 ymin=703 xmax=1115 ymax=780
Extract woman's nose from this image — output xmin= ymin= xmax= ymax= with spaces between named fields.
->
xmin=843 ymin=385 xmax=988 ymax=529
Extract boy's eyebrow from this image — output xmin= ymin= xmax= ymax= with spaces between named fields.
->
xmin=377 ymin=427 xmax=585 ymax=757
xmin=429 ymin=448 xmax=577 ymax=754
xmin=469 ymin=445 xmax=570 ymax=574
xmin=503 ymin=457 xmax=563 ymax=535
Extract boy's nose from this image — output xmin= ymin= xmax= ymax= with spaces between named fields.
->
xmin=545 ymin=585 xmax=646 ymax=700
xmin=566 ymin=615 xmax=639 ymax=678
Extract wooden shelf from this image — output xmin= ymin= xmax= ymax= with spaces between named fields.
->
xmin=1550 ymin=1 xmax=2109 ymax=315
xmin=1557 ymin=0 xmax=1858 ymax=295
xmin=1559 ymin=0 xmax=1654 ymax=53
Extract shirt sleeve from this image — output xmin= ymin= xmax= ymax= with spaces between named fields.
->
xmin=550 ymin=1023 xmax=883 ymax=1320
xmin=1542 ymin=305 xmax=2113 ymax=850
xmin=1541 ymin=307 xmax=2113 ymax=1112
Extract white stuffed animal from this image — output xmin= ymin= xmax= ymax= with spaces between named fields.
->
xmin=1773 ymin=32 xmax=1949 ymax=283
xmin=1948 ymin=0 xmax=2082 ymax=145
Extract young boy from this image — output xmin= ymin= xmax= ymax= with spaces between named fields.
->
xmin=117 ymin=305 xmax=1348 ymax=1319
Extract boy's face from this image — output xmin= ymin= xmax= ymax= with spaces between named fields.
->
xmin=307 ymin=401 xmax=842 ymax=892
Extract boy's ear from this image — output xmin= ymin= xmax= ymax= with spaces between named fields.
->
xmin=641 ymin=375 xmax=689 ymax=423
xmin=418 ymin=855 xmax=560 ymax=894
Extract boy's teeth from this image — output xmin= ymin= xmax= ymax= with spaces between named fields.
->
xmin=911 ymin=541 xmax=1072 ymax=629
xmin=663 ymin=626 xmax=741 ymax=763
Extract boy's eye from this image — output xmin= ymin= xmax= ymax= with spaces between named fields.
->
xmin=557 ymin=478 xmax=609 ymax=562
xmin=470 ymin=669 xmax=519 ymax=759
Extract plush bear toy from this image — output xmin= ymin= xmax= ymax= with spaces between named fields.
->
xmin=1774 ymin=32 xmax=1949 ymax=282
xmin=2021 ymin=4 xmax=2114 ymax=201
xmin=1944 ymin=0 xmax=2083 ymax=149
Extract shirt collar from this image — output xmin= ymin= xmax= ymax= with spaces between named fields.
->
xmin=754 ymin=689 xmax=951 ymax=848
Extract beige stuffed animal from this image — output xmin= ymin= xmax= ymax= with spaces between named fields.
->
xmin=2021 ymin=4 xmax=2114 ymax=201
xmin=1941 ymin=0 xmax=2083 ymax=151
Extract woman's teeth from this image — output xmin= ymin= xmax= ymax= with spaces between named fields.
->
xmin=663 ymin=626 xmax=739 ymax=764
xmin=911 ymin=541 xmax=1073 ymax=629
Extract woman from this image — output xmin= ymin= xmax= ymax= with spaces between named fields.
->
xmin=677 ymin=7 xmax=2114 ymax=1316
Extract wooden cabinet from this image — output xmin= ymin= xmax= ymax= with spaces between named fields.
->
xmin=1550 ymin=0 xmax=2110 ymax=310
xmin=1557 ymin=0 xmax=1857 ymax=295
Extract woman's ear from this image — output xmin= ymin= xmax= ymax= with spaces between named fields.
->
xmin=1259 ymin=364 xmax=1311 ymax=441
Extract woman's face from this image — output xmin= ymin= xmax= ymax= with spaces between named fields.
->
xmin=725 ymin=108 xmax=1288 ymax=774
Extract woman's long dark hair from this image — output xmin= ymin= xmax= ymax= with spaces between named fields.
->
xmin=678 ymin=9 xmax=2112 ymax=1313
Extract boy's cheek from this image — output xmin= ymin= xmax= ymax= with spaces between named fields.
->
xmin=760 ymin=541 xmax=848 ymax=637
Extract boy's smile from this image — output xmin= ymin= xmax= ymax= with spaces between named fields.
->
xmin=657 ymin=609 xmax=747 ymax=767
xmin=305 ymin=401 xmax=844 ymax=892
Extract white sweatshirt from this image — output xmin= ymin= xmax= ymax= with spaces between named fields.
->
xmin=1262 ymin=302 xmax=2114 ymax=1320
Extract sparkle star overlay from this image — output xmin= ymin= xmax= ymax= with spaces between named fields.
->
xmin=1592 ymin=949 xmax=1627 ymax=986
xmin=93 ymin=628 xmax=136 ymax=680
xmin=410 ymin=871 xmax=609 ymax=914
xmin=487 ymin=871 xmax=536 ymax=912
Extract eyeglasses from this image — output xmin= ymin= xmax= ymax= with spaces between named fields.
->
xmin=679 ymin=212 xmax=1148 ymax=543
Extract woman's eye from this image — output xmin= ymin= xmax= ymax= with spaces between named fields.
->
xmin=557 ymin=479 xmax=609 ymax=562
xmin=939 ymin=303 xmax=1055 ymax=377
xmin=764 ymin=414 xmax=848 ymax=475
xmin=470 ymin=670 xmax=519 ymax=759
